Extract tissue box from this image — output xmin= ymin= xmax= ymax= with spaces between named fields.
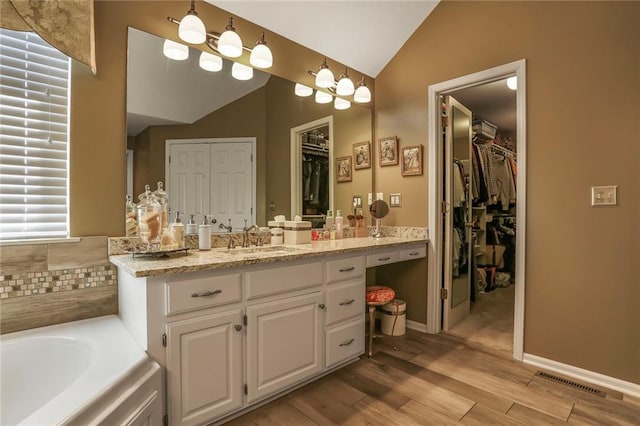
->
xmin=284 ymin=221 xmax=311 ymax=245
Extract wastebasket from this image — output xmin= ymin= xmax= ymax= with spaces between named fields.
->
xmin=381 ymin=299 xmax=406 ymax=336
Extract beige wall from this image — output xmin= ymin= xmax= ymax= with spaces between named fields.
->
xmin=69 ymin=0 xmax=372 ymax=236
xmin=375 ymin=1 xmax=639 ymax=383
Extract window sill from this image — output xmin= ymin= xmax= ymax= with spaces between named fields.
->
xmin=0 ymin=237 xmax=81 ymax=247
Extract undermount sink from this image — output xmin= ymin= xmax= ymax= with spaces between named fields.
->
xmin=220 ymin=246 xmax=306 ymax=255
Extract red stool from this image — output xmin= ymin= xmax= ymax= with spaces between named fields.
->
xmin=365 ymin=286 xmax=395 ymax=357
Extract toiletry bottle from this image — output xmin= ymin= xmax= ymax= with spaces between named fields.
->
xmin=199 ymin=214 xmax=212 ymax=251
xmin=335 ymin=209 xmax=344 ymax=239
xmin=170 ymin=211 xmax=185 ymax=248
xmin=186 ymin=214 xmax=199 ymax=235
xmin=330 ymin=224 xmax=336 ymax=240
xmin=325 ymin=209 xmax=334 ymax=232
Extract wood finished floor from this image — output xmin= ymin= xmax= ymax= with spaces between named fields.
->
xmin=226 ymin=330 xmax=640 ymax=425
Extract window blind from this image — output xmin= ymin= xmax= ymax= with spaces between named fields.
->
xmin=0 ymin=29 xmax=71 ymax=241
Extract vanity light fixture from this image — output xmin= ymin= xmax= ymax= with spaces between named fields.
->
xmin=334 ymin=97 xmax=351 ymax=110
xmin=199 ymin=51 xmax=223 ymax=72
xmin=315 ymin=58 xmax=335 ymax=89
xmin=217 ymin=17 xmax=243 ymax=58
xmin=315 ymin=90 xmax=333 ymax=104
xmin=507 ymin=76 xmax=517 ymax=91
xmin=167 ymin=2 xmax=274 ymax=71
xmin=336 ymin=68 xmax=355 ymax=96
xmin=231 ymin=62 xmax=253 ymax=80
xmin=353 ymin=77 xmax=372 ymax=103
xmin=294 ymin=83 xmax=313 ymax=97
xmin=178 ymin=0 xmax=206 ymax=44
xmin=163 ymin=39 xmax=189 ymax=60
xmin=249 ymin=33 xmax=273 ymax=69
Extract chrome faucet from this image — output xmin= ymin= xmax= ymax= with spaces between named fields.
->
xmin=242 ymin=219 xmax=260 ymax=248
xmin=219 ymin=219 xmax=235 ymax=249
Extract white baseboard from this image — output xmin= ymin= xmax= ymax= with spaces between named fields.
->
xmin=523 ymin=353 xmax=640 ymax=398
xmin=406 ymin=320 xmax=428 ymax=333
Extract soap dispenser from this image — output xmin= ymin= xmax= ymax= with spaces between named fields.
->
xmin=186 ymin=214 xmax=198 ymax=236
xmin=170 ymin=211 xmax=185 ymax=248
xmin=325 ymin=209 xmax=334 ymax=231
xmin=199 ymin=214 xmax=212 ymax=251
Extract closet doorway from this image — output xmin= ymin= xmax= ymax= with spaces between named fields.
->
xmin=427 ymin=60 xmax=527 ymax=361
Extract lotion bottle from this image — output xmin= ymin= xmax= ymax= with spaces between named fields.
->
xmin=170 ymin=211 xmax=185 ymax=248
xmin=199 ymin=214 xmax=211 ymax=251
xmin=325 ymin=209 xmax=334 ymax=232
xmin=335 ymin=209 xmax=344 ymax=239
xmin=186 ymin=214 xmax=198 ymax=236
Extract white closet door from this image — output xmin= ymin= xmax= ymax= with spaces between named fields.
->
xmin=169 ymin=143 xmax=211 ymax=218
xmin=210 ymin=142 xmax=253 ymax=230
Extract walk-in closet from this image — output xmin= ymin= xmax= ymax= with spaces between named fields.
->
xmin=442 ymin=78 xmax=518 ymax=353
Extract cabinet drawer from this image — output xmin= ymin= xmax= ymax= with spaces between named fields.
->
xmin=325 ymin=318 xmax=365 ymax=368
xmin=325 ymin=256 xmax=364 ymax=284
xmin=165 ymin=273 xmax=241 ymax=316
xmin=402 ymin=245 xmax=426 ymax=261
xmin=366 ymin=250 xmax=401 ymax=267
xmin=245 ymin=261 xmax=323 ymax=300
xmin=325 ymin=280 xmax=365 ymax=326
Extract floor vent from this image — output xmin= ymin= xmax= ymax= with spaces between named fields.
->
xmin=535 ymin=371 xmax=607 ymax=398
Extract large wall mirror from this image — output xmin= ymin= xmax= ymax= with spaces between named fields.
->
xmin=126 ymin=28 xmax=372 ymax=232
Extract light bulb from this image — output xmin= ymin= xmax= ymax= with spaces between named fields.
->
xmin=315 ymin=59 xmax=334 ymax=88
xmin=179 ymin=14 xmax=206 ymax=44
xmin=336 ymin=69 xmax=355 ymax=96
xmin=218 ymin=17 xmax=243 ymax=58
xmin=334 ymin=97 xmax=351 ymax=110
xmin=354 ymin=79 xmax=371 ymax=103
xmin=199 ymin=51 xmax=222 ymax=72
xmin=249 ymin=34 xmax=272 ymax=69
xmin=315 ymin=90 xmax=332 ymax=104
xmin=231 ymin=62 xmax=253 ymax=80
xmin=163 ymin=39 xmax=189 ymax=60
xmin=507 ymin=76 xmax=517 ymax=90
xmin=294 ymin=83 xmax=313 ymax=97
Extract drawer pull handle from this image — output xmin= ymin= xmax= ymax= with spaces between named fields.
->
xmin=191 ymin=289 xmax=222 ymax=298
xmin=378 ymin=256 xmax=391 ymax=261
xmin=339 ymin=338 xmax=355 ymax=347
xmin=408 ymin=252 xmax=420 ymax=256
xmin=339 ymin=266 xmax=355 ymax=272
xmin=339 ymin=299 xmax=355 ymax=306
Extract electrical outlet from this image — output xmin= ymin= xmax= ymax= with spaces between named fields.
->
xmin=376 ymin=192 xmax=383 ymax=200
xmin=591 ymin=186 xmax=617 ymax=206
xmin=390 ymin=193 xmax=402 ymax=207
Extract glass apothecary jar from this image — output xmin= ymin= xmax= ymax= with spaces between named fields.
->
xmin=125 ymin=194 xmax=137 ymax=236
xmin=152 ymin=181 xmax=169 ymax=231
xmin=137 ymin=184 xmax=162 ymax=249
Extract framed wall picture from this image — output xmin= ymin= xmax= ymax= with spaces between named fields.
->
xmin=336 ymin=156 xmax=353 ymax=182
xmin=401 ymin=144 xmax=423 ymax=176
xmin=353 ymin=141 xmax=371 ymax=170
xmin=378 ymin=136 xmax=399 ymax=166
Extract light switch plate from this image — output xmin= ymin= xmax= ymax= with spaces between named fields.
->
xmin=367 ymin=193 xmax=373 ymax=206
xmin=353 ymin=195 xmax=362 ymax=208
xmin=591 ymin=185 xmax=617 ymax=206
xmin=376 ymin=192 xmax=384 ymax=200
xmin=390 ymin=193 xmax=402 ymax=207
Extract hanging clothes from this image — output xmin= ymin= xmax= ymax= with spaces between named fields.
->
xmin=452 ymin=159 xmax=466 ymax=207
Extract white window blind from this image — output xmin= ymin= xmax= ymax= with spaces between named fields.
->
xmin=0 ymin=29 xmax=71 ymax=241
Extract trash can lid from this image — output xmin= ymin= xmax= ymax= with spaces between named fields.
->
xmin=382 ymin=299 xmax=406 ymax=313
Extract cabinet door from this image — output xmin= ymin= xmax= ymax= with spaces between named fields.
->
xmin=166 ymin=310 xmax=243 ymax=426
xmin=246 ymin=292 xmax=323 ymax=403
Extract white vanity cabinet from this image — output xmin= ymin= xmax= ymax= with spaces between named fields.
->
xmin=165 ymin=310 xmax=243 ymax=426
xmin=246 ymin=292 xmax=323 ymax=403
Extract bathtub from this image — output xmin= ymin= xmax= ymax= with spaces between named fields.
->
xmin=0 ymin=315 xmax=162 ymax=425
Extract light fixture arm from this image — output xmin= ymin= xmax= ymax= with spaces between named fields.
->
xmin=187 ymin=0 xmax=197 ymax=16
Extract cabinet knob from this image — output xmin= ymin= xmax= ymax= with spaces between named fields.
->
xmin=234 ymin=324 xmax=242 ymax=331
xmin=319 ymin=304 xmax=326 ymax=310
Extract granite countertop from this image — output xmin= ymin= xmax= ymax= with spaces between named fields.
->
xmin=110 ymin=236 xmax=428 ymax=278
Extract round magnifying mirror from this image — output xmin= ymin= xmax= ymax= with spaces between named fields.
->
xmin=369 ymin=199 xmax=389 ymax=237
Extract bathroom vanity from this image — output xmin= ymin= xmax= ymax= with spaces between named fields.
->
xmin=110 ymin=236 xmax=426 ymax=425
